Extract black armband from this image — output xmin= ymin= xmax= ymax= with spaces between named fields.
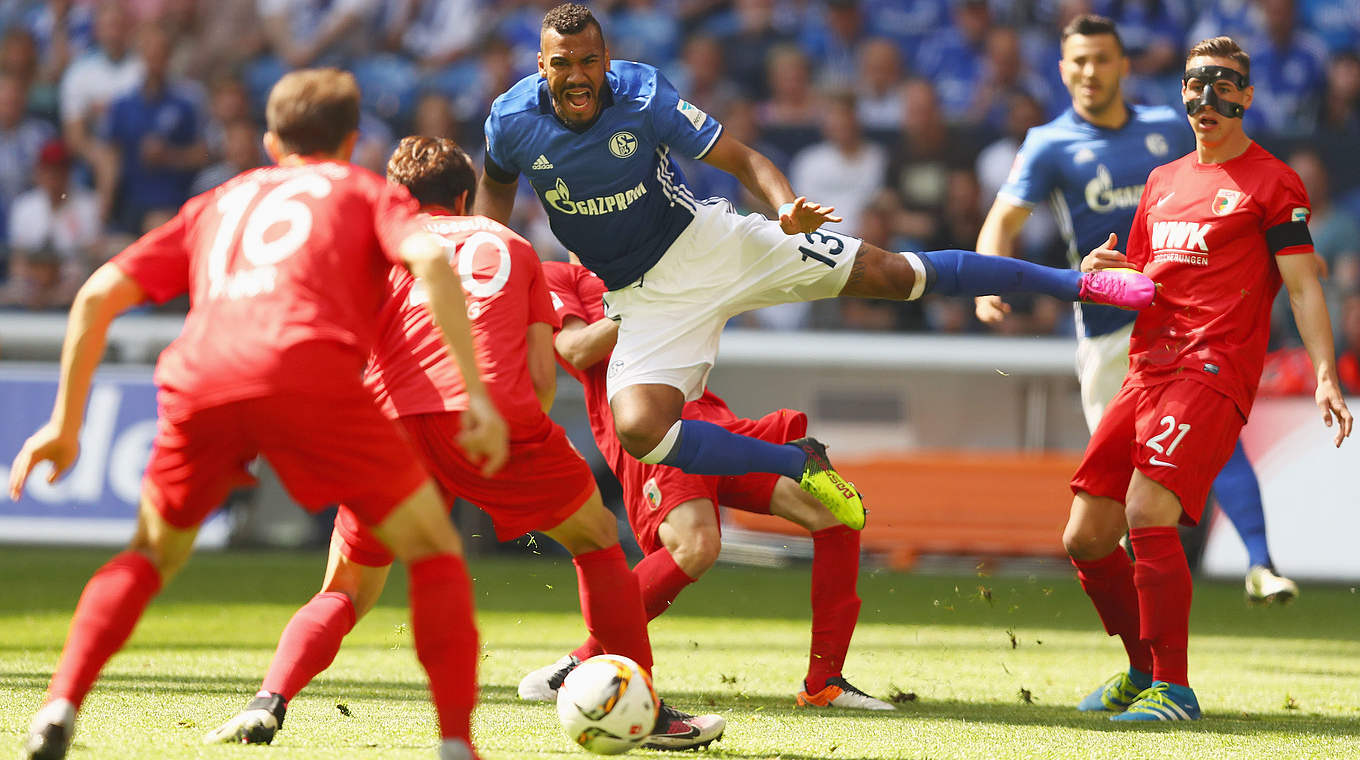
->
xmin=483 ymin=153 xmax=518 ymax=185
xmin=1265 ymin=221 xmax=1313 ymax=254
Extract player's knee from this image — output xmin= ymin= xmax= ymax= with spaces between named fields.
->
xmin=613 ymin=413 xmax=668 ymax=460
xmin=1062 ymin=522 xmax=1118 ymax=561
xmin=670 ymin=528 xmax=721 ymax=576
xmin=552 ymin=500 xmax=620 ymax=555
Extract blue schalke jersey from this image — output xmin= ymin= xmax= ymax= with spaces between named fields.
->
xmin=484 ymin=61 xmax=723 ymax=290
xmin=1000 ymin=104 xmax=1193 ymax=337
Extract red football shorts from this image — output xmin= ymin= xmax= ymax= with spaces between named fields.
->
xmin=144 ymin=388 xmax=428 ymax=532
xmin=1071 ymin=379 xmax=1245 ymax=525
xmin=336 ymin=411 xmax=597 ymax=566
xmin=623 ymin=405 xmax=808 ymax=555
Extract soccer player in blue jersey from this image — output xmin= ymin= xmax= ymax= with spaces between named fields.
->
xmin=973 ymin=15 xmax=1302 ymax=713
xmin=475 ymin=3 xmax=1157 ymax=532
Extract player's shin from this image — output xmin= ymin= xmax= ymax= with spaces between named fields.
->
xmin=906 ymin=250 xmax=1083 ymax=301
xmin=1072 ymin=548 xmax=1153 ymax=674
xmin=573 ymin=544 xmax=654 ymax=674
xmin=1211 ymin=441 xmax=1273 ymax=569
xmin=651 ymin=419 xmax=805 ymax=480
xmin=46 ymin=551 xmax=163 ymax=708
xmin=572 ymin=546 xmax=695 ymax=662
xmin=807 ymin=525 xmax=861 ymax=689
xmin=1129 ymin=526 xmax=1192 ymax=687
xmin=260 ymin=591 xmax=357 ymax=701
xmin=408 ymin=554 xmax=479 ymax=741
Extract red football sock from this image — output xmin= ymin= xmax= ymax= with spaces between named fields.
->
xmin=572 ymin=547 xmax=694 ymax=662
xmin=1072 ymin=547 xmax=1153 ymax=674
xmin=570 ymin=545 xmax=653 ymax=674
xmin=1130 ymin=526 xmax=1192 ymax=687
xmin=806 ymin=525 xmax=862 ymax=689
xmin=47 ymin=551 xmax=163 ymax=708
xmin=408 ymin=553 xmax=478 ymax=741
xmin=261 ymin=592 xmax=357 ymax=700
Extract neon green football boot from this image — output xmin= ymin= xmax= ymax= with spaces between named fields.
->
xmin=791 ymin=437 xmax=866 ymax=530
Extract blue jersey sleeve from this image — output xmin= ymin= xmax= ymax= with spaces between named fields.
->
xmin=647 ymin=71 xmax=723 ymax=160
xmin=998 ymin=130 xmax=1057 ymax=208
xmin=483 ymin=107 xmax=519 ymax=182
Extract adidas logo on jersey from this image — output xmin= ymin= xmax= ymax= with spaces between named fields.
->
xmin=532 ymin=154 xmax=554 ymax=170
xmin=1150 ymin=221 xmax=1212 ymax=265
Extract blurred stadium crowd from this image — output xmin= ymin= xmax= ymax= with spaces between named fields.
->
xmin=0 ymin=0 xmax=1354 ymax=388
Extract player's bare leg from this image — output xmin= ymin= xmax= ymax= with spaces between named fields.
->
xmin=838 ymin=243 xmax=1155 ymax=311
xmin=1111 ymin=473 xmax=1200 ymax=721
xmin=204 ymin=534 xmax=392 ymax=745
xmin=1064 ymin=492 xmax=1153 ymax=714
xmin=25 ymin=494 xmax=198 ymax=760
xmin=611 ymin=385 xmax=866 ymax=530
xmin=767 ymin=481 xmax=892 ymax=711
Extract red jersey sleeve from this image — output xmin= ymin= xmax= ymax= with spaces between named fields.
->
xmin=521 ymin=245 xmax=561 ymax=329
xmin=543 ymin=261 xmax=591 ymax=329
xmin=1262 ymin=168 xmax=1313 ymax=257
xmin=372 ymin=179 xmax=426 ymax=265
xmin=110 ymin=210 xmax=191 ymax=304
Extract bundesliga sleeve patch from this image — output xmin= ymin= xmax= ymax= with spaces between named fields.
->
xmin=676 ymin=99 xmax=707 ymax=130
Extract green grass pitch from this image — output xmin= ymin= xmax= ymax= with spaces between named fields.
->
xmin=2 ymin=546 xmax=1358 ymax=759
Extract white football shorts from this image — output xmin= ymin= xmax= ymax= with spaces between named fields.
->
xmin=1074 ymin=321 xmax=1135 ymax=432
xmin=603 ymin=199 xmax=859 ymax=401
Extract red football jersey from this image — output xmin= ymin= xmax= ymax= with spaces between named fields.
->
xmin=1125 ymin=142 xmax=1313 ymax=416
xmin=112 ymin=161 xmax=423 ymax=409
xmin=365 ymin=214 xmax=559 ymax=434
xmin=542 ymin=261 xmax=617 ymax=460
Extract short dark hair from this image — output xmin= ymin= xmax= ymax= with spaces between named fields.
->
xmin=1061 ymin=14 xmax=1124 ymax=54
xmin=542 ymin=3 xmax=602 ymax=37
xmin=1186 ymin=36 xmax=1251 ymax=80
xmin=265 ymin=68 xmax=360 ymax=156
xmin=386 ymin=136 xmax=476 ymax=211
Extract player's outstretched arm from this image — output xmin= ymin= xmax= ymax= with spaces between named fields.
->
xmin=974 ymin=199 xmax=1034 ymax=324
xmin=400 ymin=232 xmax=510 ymax=474
xmin=9 ymin=263 xmax=146 ymax=500
xmin=701 ymin=132 xmax=841 ymax=234
xmin=473 ymin=171 xmax=517 ymax=225
xmin=1278 ymin=253 xmax=1354 ymax=447
xmin=555 ymin=315 xmax=618 ymax=372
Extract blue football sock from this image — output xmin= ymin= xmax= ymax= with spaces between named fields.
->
xmin=660 ymin=419 xmax=805 ymax=479
xmin=1211 ymin=440 xmax=1272 ymax=568
xmin=1128 ymin=667 xmax=1153 ymax=690
xmin=916 ymin=250 xmax=1083 ymax=300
